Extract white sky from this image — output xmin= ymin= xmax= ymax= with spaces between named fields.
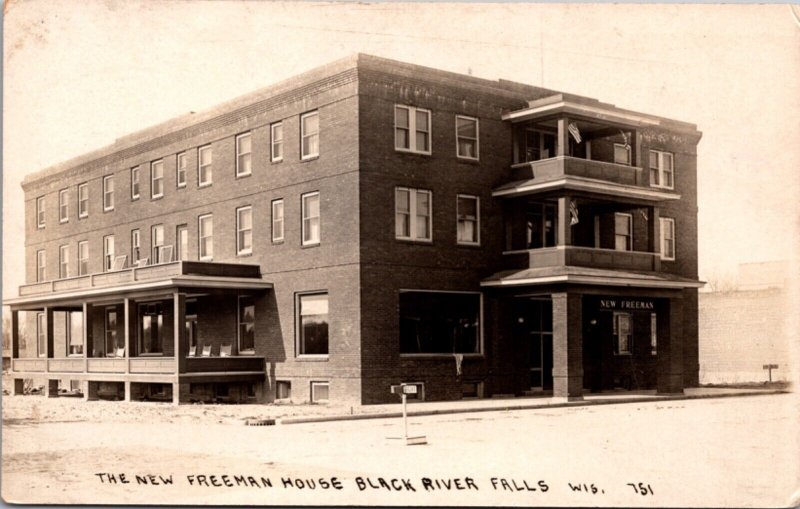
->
xmin=3 ymin=1 xmax=800 ymax=300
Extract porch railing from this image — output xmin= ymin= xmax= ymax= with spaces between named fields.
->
xmin=511 ymin=156 xmax=645 ymax=187
xmin=504 ymin=246 xmax=660 ymax=272
xmin=12 ymin=355 xmax=265 ymax=375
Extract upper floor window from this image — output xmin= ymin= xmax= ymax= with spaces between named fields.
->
xmin=272 ymin=199 xmax=285 ymax=243
xmin=78 ymin=241 xmax=89 ymax=276
xmin=198 ymin=214 xmax=213 ymax=260
xmin=151 ymin=224 xmax=165 ymax=264
xmin=301 ymin=192 xmax=320 ymax=246
xmin=198 ymin=145 xmax=212 ymax=187
xmin=131 ymin=167 xmax=140 ymax=200
xmin=238 ymin=295 xmax=255 ymax=354
xmin=297 ymin=292 xmax=329 ymax=356
xmin=176 ymin=152 xmax=187 ymax=188
xmin=395 ymin=105 xmax=431 ymax=154
xmin=236 ymin=206 xmax=253 ymax=255
xmin=301 ymin=111 xmax=319 ymax=160
xmin=176 ymin=225 xmax=188 ymax=261
xmin=395 ymin=187 xmax=432 ymax=242
xmin=151 ymin=160 xmax=164 ymax=199
xmin=660 ymin=217 xmax=676 ymax=261
xmin=649 ymin=150 xmax=674 ymax=189
xmin=614 ymin=212 xmax=632 ymax=252
xmin=614 ymin=143 xmax=631 ymax=165
xmin=36 ymin=249 xmax=46 ymax=282
xmin=103 ymin=175 xmax=115 ymax=211
xmin=59 ymin=245 xmax=69 ymax=279
xmin=520 ymin=128 xmax=556 ymax=163
xmin=103 ymin=235 xmax=115 ymax=272
xmin=456 ymin=115 xmax=479 ymax=160
xmin=36 ymin=196 xmax=45 ymax=228
xmin=59 ymin=189 xmax=69 ymax=223
xmin=457 ymin=195 xmax=480 ymax=245
xmin=271 ymin=122 xmax=284 ymax=162
xmin=236 ymin=132 xmax=252 ymax=177
xmin=131 ymin=229 xmax=141 ymax=265
xmin=613 ymin=312 xmax=632 ymax=355
xmin=526 ymin=201 xmax=557 ymax=249
xmin=78 ymin=183 xmax=89 ymax=218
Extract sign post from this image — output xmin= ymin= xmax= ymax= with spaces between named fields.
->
xmin=762 ymin=364 xmax=778 ymax=382
xmin=389 ymin=383 xmax=427 ymax=446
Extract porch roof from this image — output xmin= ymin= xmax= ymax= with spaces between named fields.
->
xmin=6 ymin=261 xmax=272 ymax=309
xmin=492 ymin=174 xmax=681 ymax=202
xmin=481 ymin=265 xmax=705 ymax=289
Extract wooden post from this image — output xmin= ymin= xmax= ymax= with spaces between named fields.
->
xmin=45 ymin=307 xmax=54 ymax=364
xmin=173 ymin=292 xmax=186 ymax=374
xmin=556 ymin=118 xmax=570 ymax=157
xmin=11 ymin=310 xmax=19 ymax=360
xmin=557 ymin=196 xmax=572 ymax=247
xmin=123 ymin=298 xmax=132 ymax=372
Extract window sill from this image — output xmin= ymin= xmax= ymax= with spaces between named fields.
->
xmin=59 ymin=219 xmax=69 ymax=224
xmin=271 ymin=158 xmax=283 ymax=164
xmin=236 ymin=172 xmax=252 ymax=179
xmin=151 ymin=196 xmax=163 ymax=201
xmin=301 ymin=155 xmax=320 ymax=162
xmin=177 ymin=184 xmax=187 ymax=190
xmin=198 ymin=183 xmax=213 ymax=189
xmin=394 ymin=148 xmax=432 ymax=157
xmin=237 ymin=251 xmax=253 ymax=257
xmin=238 ymin=350 xmax=255 ymax=356
xmin=199 ymin=257 xmax=213 ymax=262
xmin=457 ymin=241 xmax=481 ymax=248
xmin=272 ymin=239 xmax=285 ymax=245
xmin=139 ymin=353 xmax=164 ymax=357
xmin=301 ymin=242 xmax=320 ymax=249
xmin=103 ymin=208 xmax=114 ymax=213
xmin=400 ymin=353 xmax=484 ymax=359
xmin=456 ymin=156 xmax=481 ymax=164
xmin=395 ymin=238 xmax=433 ymax=245
xmin=296 ymin=355 xmax=329 ymax=362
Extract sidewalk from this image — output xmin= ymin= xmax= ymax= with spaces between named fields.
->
xmin=278 ymin=386 xmax=789 ymax=425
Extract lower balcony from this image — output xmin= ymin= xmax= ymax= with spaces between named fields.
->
xmin=11 ymin=355 xmax=265 ymax=378
xmin=504 ymin=246 xmax=661 ymax=272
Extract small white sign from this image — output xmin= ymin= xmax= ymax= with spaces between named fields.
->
xmin=402 ymin=385 xmax=418 ymax=395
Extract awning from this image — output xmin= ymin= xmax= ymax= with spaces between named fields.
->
xmin=481 ymin=265 xmax=704 ymax=289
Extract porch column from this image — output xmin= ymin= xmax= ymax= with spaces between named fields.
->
xmin=123 ymin=298 xmax=133 ymax=368
xmin=552 ymin=292 xmax=583 ymax=400
xmin=45 ymin=307 xmax=54 ymax=360
xmin=556 ymin=117 xmax=570 ymax=157
xmin=647 ymin=206 xmax=661 ymax=271
xmin=557 ymin=197 xmax=573 ymax=247
xmin=657 ymin=297 xmax=684 ymax=394
xmin=11 ymin=310 xmax=19 ymax=360
xmin=173 ymin=292 xmax=187 ymax=374
xmin=82 ymin=303 xmax=92 ymax=400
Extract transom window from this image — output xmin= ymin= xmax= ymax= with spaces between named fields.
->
xmin=36 ymin=196 xmax=45 ymax=228
xmin=78 ymin=183 xmax=89 ymax=218
xmin=457 ymin=195 xmax=480 ymax=245
xmin=271 ymin=122 xmax=283 ymax=162
xmin=78 ymin=241 xmax=89 ymax=275
xmin=199 ymin=214 xmax=213 ymax=260
xmin=238 ymin=295 xmax=255 ymax=354
xmin=236 ymin=132 xmax=252 ymax=177
xmin=614 ymin=143 xmax=631 ymax=165
xmin=400 ymin=291 xmax=481 ymax=355
xmin=103 ymin=175 xmax=115 ymax=211
xmin=59 ymin=245 xmax=69 ymax=279
xmin=131 ymin=167 xmax=140 ymax=200
xmin=103 ymin=235 xmax=115 ymax=272
xmin=151 ymin=160 xmax=164 ymax=199
xmin=272 ymin=199 xmax=284 ymax=243
xmin=176 ymin=152 xmax=187 ymax=188
xmin=36 ymin=250 xmax=46 ymax=282
xmin=297 ymin=292 xmax=329 ymax=356
xmin=301 ymin=192 xmax=320 ymax=246
xmin=613 ymin=312 xmax=632 ymax=355
xmin=301 ymin=111 xmax=319 ymax=160
xmin=198 ymin=145 xmax=212 ymax=186
xmin=649 ymin=150 xmax=674 ymax=189
xmin=395 ymin=105 xmax=431 ymax=154
xmin=395 ymin=187 xmax=432 ymax=242
xmin=151 ymin=225 xmax=164 ymax=263
xmin=660 ymin=217 xmax=676 ymax=260
xmin=456 ymin=115 xmax=479 ymax=159
xmin=59 ymin=189 xmax=69 ymax=223
xmin=236 ymin=206 xmax=253 ymax=255
xmin=614 ymin=213 xmax=633 ymax=252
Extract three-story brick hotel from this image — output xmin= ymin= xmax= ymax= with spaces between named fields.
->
xmin=6 ymin=55 xmax=703 ymax=404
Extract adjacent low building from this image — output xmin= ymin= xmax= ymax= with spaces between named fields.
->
xmin=6 ymin=54 xmax=703 ymax=404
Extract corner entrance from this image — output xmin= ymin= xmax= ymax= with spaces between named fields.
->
xmin=515 ymin=297 xmax=554 ymax=391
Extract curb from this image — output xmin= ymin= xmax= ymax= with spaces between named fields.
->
xmin=278 ymin=389 xmax=789 ymax=425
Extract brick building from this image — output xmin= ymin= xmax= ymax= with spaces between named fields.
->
xmin=6 ymin=54 xmax=703 ymax=404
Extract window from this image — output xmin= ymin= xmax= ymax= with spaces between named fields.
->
xmin=613 ymin=312 xmax=632 ymax=355
xmin=271 ymin=122 xmax=283 ymax=162
xmin=36 ymin=196 xmax=45 ymax=228
xmin=103 ymin=235 xmax=115 ymax=272
xmin=198 ymin=214 xmax=213 ymax=260
xmin=395 ymin=105 xmax=431 ymax=154
xmin=138 ymin=302 xmax=164 ymax=355
xmin=614 ymin=143 xmax=631 ymax=165
xmin=236 ymin=206 xmax=253 ymax=255
xmin=234 ymin=132 xmax=252 ymax=177
xmin=151 ymin=160 xmax=164 ymax=199
xmin=650 ymin=312 xmax=658 ymax=356
xmin=198 ymin=145 xmax=212 ymax=186
xmin=186 ymin=300 xmax=198 ymax=351
xmin=59 ymin=245 xmax=69 ymax=279
xmin=151 ymin=225 xmax=164 ymax=264
xmin=68 ymin=311 xmax=83 ymax=356
xmin=456 ymin=115 xmax=479 ymax=159
xmin=520 ymin=128 xmax=556 ymax=162
xmin=131 ymin=229 xmax=141 ymax=265
xmin=457 ymin=195 xmax=480 ymax=245
xmin=78 ymin=241 xmax=89 ymax=275
xmin=300 ymin=111 xmax=319 ymax=159
xmin=238 ymin=295 xmax=255 ymax=354
xmin=400 ymin=291 xmax=481 ymax=355
xmin=176 ymin=225 xmax=188 ymax=261
xmin=525 ymin=202 xmax=557 ymax=249
xmin=105 ymin=307 xmax=120 ymax=357
xmin=310 ymin=382 xmax=329 ymax=403
xmin=301 ymin=192 xmax=320 ymax=246
xmin=102 ymin=175 xmax=115 ymax=211
xmin=649 ymin=150 xmax=674 ymax=189
xmin=78 ymin=183 xmax=88 ymax=218
xmin=59 ymin=189 xmax=68 ymax=223
xmin=176 ymin=152 xmax=187 ymax=188
xmin=36 ymin=312 xmax=46 ymax=357
xmin=131 ymin=167 xmax=140 ymax=200
xmin=395 ymin=188 xmax=432 ymax=241
xmin=297 ymin=292 xmax=329 ymax=356
xmin=614 ymin=213 xmax=633 ymax=251
xmin=272 ymin=199 xmax=284 ymax=242
xmin=276 ymin=381 xmax=291 ymax=400
xmin=36 ymin=250 xmax=46 ymax=282
xmin=660 ymin=217 xmax=676 ymax=261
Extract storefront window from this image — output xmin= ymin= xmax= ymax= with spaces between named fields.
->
xmin=400 ymin=291 xmax=480 ymax=354
xmin=613 ymin=312 xmax=632 ymax=355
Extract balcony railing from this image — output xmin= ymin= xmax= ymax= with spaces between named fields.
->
xmin=12 ymin=355 xmax=265 ymax=376
xmin=504 ymin=246 xmax=660 ymax=272
xmin=511 ymin=156 xmax=645 ymax=187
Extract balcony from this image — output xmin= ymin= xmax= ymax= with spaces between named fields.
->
xmin=511 ymin=156 xmax=645 ymax=187
xmin=503 ymin=246 xmax=661 ymax=272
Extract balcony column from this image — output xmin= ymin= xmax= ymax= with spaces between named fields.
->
xmin=647 ymin=206 xmax=661 ymax=271
xmin=632 ymin=130 xmax=642 ymax=168
xmin=657 ymin=297 xmax=684 ymax=394
xmin=557 ymin=197 xmax=573 ymax=247
xmin=556 ymin=117 xmax=570 ymax=157
xmin=552 ymin=292 xmax=583 ymax=401
xmin=173 ymin=292 xmax=187 ymax=374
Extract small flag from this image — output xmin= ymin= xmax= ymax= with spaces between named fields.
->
xmin=568 ymin=122 xmax=582 ymax=143
xmin=619 ymin=129 xmax=630 ymax=149
xmin=570 ymin=200 xmax=579 ymax=226
xmin=639 ymin=209 xmax=648 ymax=221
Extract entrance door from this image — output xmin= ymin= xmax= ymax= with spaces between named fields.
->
xmin=524 ymin=298 xmax=553 ymax=391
